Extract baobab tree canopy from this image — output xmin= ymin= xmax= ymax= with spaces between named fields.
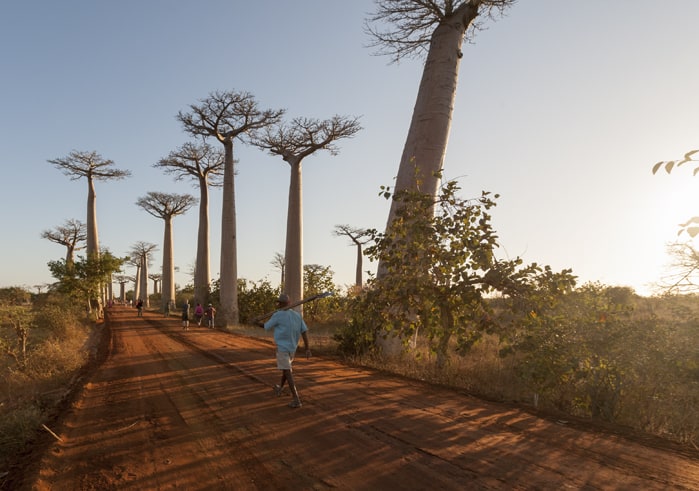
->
xmin=154 ymin=141 xmax=225 ymax=187
xmin=41 ymin=218 xmax=86 ymax=265
xmin=136 ymin=191 xmax=198 ymax=220
xmin=48 ymin=150 xmax=131 ymax=182
xmin=255 ymin=116 xmax=363 ymax=162
xmin=177 ymin=90 xmax=285 ymax=142
xmin=366 ymin=1 xmax=516 ymax=62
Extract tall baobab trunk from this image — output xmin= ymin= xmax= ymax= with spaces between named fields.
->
xmin=194 ymin=176 xmax=211 ymax=304
xmin=355 ymin=243 xmax=363 ymax=288
xmin=86 ymin=176 xmax=100 ymax=257
xmin=87 ymin=176 xmax=103 ymax=316
xmin=65 ymin=245 xmax=75 ymax=268
xmin=219 ymin=139 xmax=239 ymax=326
xmin=140 ymin=255 xmax=149 ymax=307
xmin=134 ymin=266 xmax=141 ymax=303
xmin=384 ymin=8 xmax=471 ymax=233
xmin=162 ymin=217 xmax=175 ymax=313
xmin=284 ymin=157 xmax=303 ymax=309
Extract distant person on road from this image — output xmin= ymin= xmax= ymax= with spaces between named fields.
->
xmin=182 ymin=300 xmax=190 ymax=330
xmin=194 ymin=302 xmax=204 ymax=326
xmin=136 ymin=298 xmax=143 ymax=317
xmin=260 ymin=293 xmax=310 ymax=408
xmin=205 ymin=303 xmax=216 ymax=328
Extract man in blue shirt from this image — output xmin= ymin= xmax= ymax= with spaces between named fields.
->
xmin=263 ymin=293 xmax=311 ymax=408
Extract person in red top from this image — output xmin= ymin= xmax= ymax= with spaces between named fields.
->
xmin=205 ymin=303 xmax=216 ymax=328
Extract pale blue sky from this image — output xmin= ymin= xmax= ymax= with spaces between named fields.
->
xmin=2 ymin=1 xmax=698 ymax=296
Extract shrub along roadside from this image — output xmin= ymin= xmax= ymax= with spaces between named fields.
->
xmin=336 ymin=285 xmax=699 ymax=447
xmin=0 ymin=294 xmax=97 ymax=475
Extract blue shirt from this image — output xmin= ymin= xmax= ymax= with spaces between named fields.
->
xmin=264 ymin=309 xmax=308 ymax=353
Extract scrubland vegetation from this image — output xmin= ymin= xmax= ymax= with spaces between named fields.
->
xmin=336 ymin=285 xmax=699 ymax=446
xmin=0 ymin=289 xmax=95 ymax=473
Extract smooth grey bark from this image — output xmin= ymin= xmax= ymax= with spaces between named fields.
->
xmin=140 ymin=254 xmax=149 ymax=307
xmin=219 ymin=138 xmax=238 ymax=324
xmin=385 ymin=2 xmax=478 ymax=229
xmin=195 ymin=175 xmax=211 ymax=304
xmin=86 ymin=177 xmax=99 ymax=257
xmin=133 ymin=265 xmax=141 ymax=302
xmin=284 ymin=156 xmax=304 ymax=307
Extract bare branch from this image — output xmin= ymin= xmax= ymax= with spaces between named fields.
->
xmin=254 ymin=115 xmax=362 ymax=162
xmin=177 ymin=90 xmax=285 ymax=143
xmin=154 ymin=141 xmax=225 ymax=187
xmin=135 ymin=192 xmax=197 ymax=220
xmin=333 ymin=224 xmax=371 ymax=247
xmin=656 ymin=241 xmax=699 ymax=294
xmin=365 ymin=0 xmax=515 ymax=62
xmin=130 ymin=241 xmax=158 ymax=263
xmin=48 ymin=150 xmax=131 ymax=181
xmin=41 ymin=219 xmax=87 ymax=249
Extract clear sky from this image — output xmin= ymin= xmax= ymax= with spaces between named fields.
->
xmin=2 ymin=1 xmax=699 ymax=297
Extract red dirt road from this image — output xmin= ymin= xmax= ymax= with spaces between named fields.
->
xmin=11 ymin=306 xmax=699 ymax=490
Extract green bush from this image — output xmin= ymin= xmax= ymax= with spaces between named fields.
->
xmin=237 ymin=279 xmax=280 ymax=325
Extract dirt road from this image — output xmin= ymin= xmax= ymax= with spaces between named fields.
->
xmin=10 ymin=306 xmax=699 ymax=490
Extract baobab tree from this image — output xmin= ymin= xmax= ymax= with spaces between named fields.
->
xmin=47 ymin=150 xmax=131 ymax=258
xmin=177 ymin=90 xmax=284 ymax=326
xmin=136 ymin=192 xmax=196 ymax=313
xmin=154 ymin=141 xmax=224 ymax=305
xmin=130 ymin=241 xmax=157 ymax=308
xmin=114 ymin=274 xmax=129 ymax=303
xmin=366 ymin=0 xmax=514 ymax=232
xmin=270 ymin=252 xmax=285 ymax=288
xmin=149 ymin=273 xmax=162 ymax=294
xmin=254 ymin=115 xmax=362 ymax=310
xmin=48 ymin=150 xmax=130 ymax=315
xmin=41 ymin=218 xmax=87 ymax=270
xmin=126 ymin=256 xmax=141 ymax=303
xmin=333 ymin=224 xmax=370 ymax=288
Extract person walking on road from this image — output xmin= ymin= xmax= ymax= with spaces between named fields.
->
xmin=194 ymin=302 xmax=204 ymax=326
xmin=182 ymin=300 xmax=190 ymax=330
xmin=260 ymin=293 xmax=311 ymax=408
xmin=205 ymin=303 xmax=216 ymax=328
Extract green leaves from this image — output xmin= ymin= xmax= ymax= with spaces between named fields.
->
xmin=348 ymin=178 xmax=576 ymax=362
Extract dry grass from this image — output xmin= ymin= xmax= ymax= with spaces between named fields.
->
xmin=0 ymin=312 xmax=92 ymax=472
